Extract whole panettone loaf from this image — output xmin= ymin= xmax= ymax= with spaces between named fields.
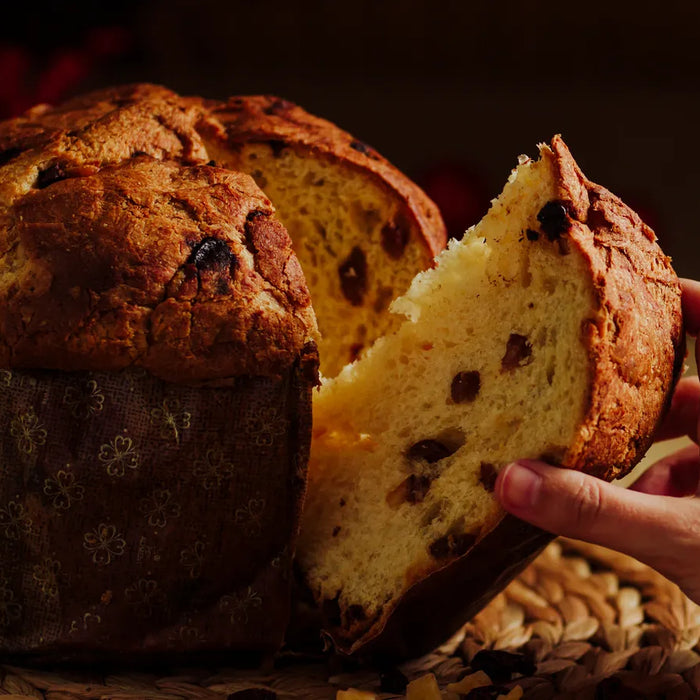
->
xmin=0 ymin=84 xmax=446 ymax=660
xmin=296 ymin=136 xmax=685 ymax=658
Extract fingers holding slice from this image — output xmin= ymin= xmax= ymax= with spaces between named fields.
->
xmin=654 ymin=376 xmax=700 ymax=443
xmin=630 ymin=443 xmax=700 ymax=497
xmin=681 ymin=278 xmax=700 ymax=337
xmin=495 ymin=459 xmax=700 ymax=603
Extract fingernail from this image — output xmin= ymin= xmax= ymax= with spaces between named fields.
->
xmin=500 ymin=462 xmax=542 ymax=511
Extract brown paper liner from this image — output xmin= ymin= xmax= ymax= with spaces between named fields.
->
xmin=0 ymin=360 xmax=313 ymax=662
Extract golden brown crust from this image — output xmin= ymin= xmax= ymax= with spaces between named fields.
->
xmin=550 ymin=135 xmax=685 ymax=480
xmin=0 ymin=85 xmax=317 ymax=382
xmin=195 ymin=95 xmax=447 ymax=260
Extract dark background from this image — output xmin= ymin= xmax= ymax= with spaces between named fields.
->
xmin=3 ymin=0 xmax=699 ymax=276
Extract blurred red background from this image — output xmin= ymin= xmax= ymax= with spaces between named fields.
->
xmin=1 ymin=0 xmax=697 ymax=273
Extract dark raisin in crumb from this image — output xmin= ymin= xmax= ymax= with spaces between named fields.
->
xmin=451 ymin=371 xmax=481 ymax=403
xmin=525 ymin=228 xmax=539 ymax=241
xmin=406 ymin=474 xmax=432 ymax=503
xmin=381 ymin=221 xmax=410 ymax=259
xmin=339 ymin=498 xmax=346 ymax=507
xmin=206 ymin=159 xmax=217 ymax=167
xmin=537 ymin=200 xmax=571 ymax=240
xmin=35 ymin=162 xmax=68 ymax=189
xmin=429 ymin=532 xmax=476 ymax=559
xmin=246 ymin=209 xmax=267 ymax=222
xmin=338 ymin=247 xmax=367 ymax=306
xmin=471 ymin=649 xmax=536 ymax=683
xmin=188 ymin=238 xmax=237 ymax=272
xmin=350 ymin=139 xmax=373 ymax=155
xmin=407 ymin=439 xmax=454 ymax=463
xmin=332 ymin=526 xmax=341 ymax=537
xmin=501 ymin=333 xmax=533 ymax=371
xmin=379 ymin=669 xmax=409 ymax=694
xmin=479 ymin=462 xmax=498 ymax=492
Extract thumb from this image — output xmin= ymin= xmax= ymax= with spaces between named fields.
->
xmin=495 ymin=460 xmax=700 ymax=602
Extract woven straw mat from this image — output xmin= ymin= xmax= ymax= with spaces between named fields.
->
xmin=2 ymin=539 xmax=700 ymax=699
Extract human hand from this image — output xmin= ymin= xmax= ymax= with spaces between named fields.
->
xmin=495 ymin=278 xmax=700 ymax=604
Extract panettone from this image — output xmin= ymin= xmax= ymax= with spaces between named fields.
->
xmin=296 ymin=136 xmax=684 ymax=658
xmin=0 ymin=84 xmax=684 ymax=663
xmin=0 ymin=84 xmax=445 ymax=660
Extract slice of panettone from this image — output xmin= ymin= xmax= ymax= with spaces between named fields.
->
xmin=295 ymin=136 xmax=684 ymax=658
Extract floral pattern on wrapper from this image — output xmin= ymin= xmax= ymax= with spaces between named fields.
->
xmin=0 ymin=363 xmax=313 ymax=659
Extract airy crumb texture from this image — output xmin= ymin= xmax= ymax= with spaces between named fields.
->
xmin=296 ymin=137 xmax=683 ymax=653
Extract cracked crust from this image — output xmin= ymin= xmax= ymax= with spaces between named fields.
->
xmin=0 ymin=85 xmax=317 ymax=382
xmin=550 ymin=135 xmax=685 ymax=480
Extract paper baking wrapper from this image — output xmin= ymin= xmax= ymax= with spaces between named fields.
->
xmin=0 ymin=361 xmax=312 ymax=662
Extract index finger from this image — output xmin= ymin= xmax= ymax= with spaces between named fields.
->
xmin=681 ymin=278 xmax=700 ymax=336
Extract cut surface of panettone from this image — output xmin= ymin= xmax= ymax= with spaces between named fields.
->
xmin=296 ymin=136 xmax=683 ymax=655
xmin=197 ymin=96 xmax=447 ymax=377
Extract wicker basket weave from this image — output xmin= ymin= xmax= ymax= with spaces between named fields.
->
xmin=2 ymin=539 xmax=699 ymax=699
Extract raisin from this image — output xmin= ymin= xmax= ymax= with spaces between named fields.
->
xmin=379 ymin=668 xmax=408 ymax=694
xmin=0 ymin=147 xmax=22 ymax=167
xmin=381 ymin=221 xmax=410 ymax=259
xmin=339 ymin=498 xmax=346 ymax=507
xmin=338 ymin=247 xmax=367 ymax=306
xmin=525 ymin=228 xmax=539 ymax=241
xmin=347 ymin=604 xmax=366 ymax=621
xmin=407 ymin=439 xmax=453 ymax=463
xmin=479 ymin=462 xmax=498 ymax=492
xmin=537 ymin=200 xmax=571 ymax=240
xmin=332 ymin=526 xmax=341 ymax=537
xmin=501 ymin=333 xmax=532 ymax=371
xmin=350 ymin=139 xmax=373 ymax=155
xmin=470 ymin=649 xmax=536 ymax=683
xmin=267 ymin=139 xmax=286 ymax=157
xmin=429 ymin=532 xmax=476 ymax=559
xmin=386 ymin=474 xmax=432 ymax=507
xmin=451 ymin=370 xmax=480 ymax=403
xmin=35 ymin=162 xmax=68 ymax=189
xmin=188 ymin=238 xmax=237 ymax=273
xmin=406 ymin=474 xmax=432 ymax=503
xmin=206 ymin=159 xmax=217 ymax=167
